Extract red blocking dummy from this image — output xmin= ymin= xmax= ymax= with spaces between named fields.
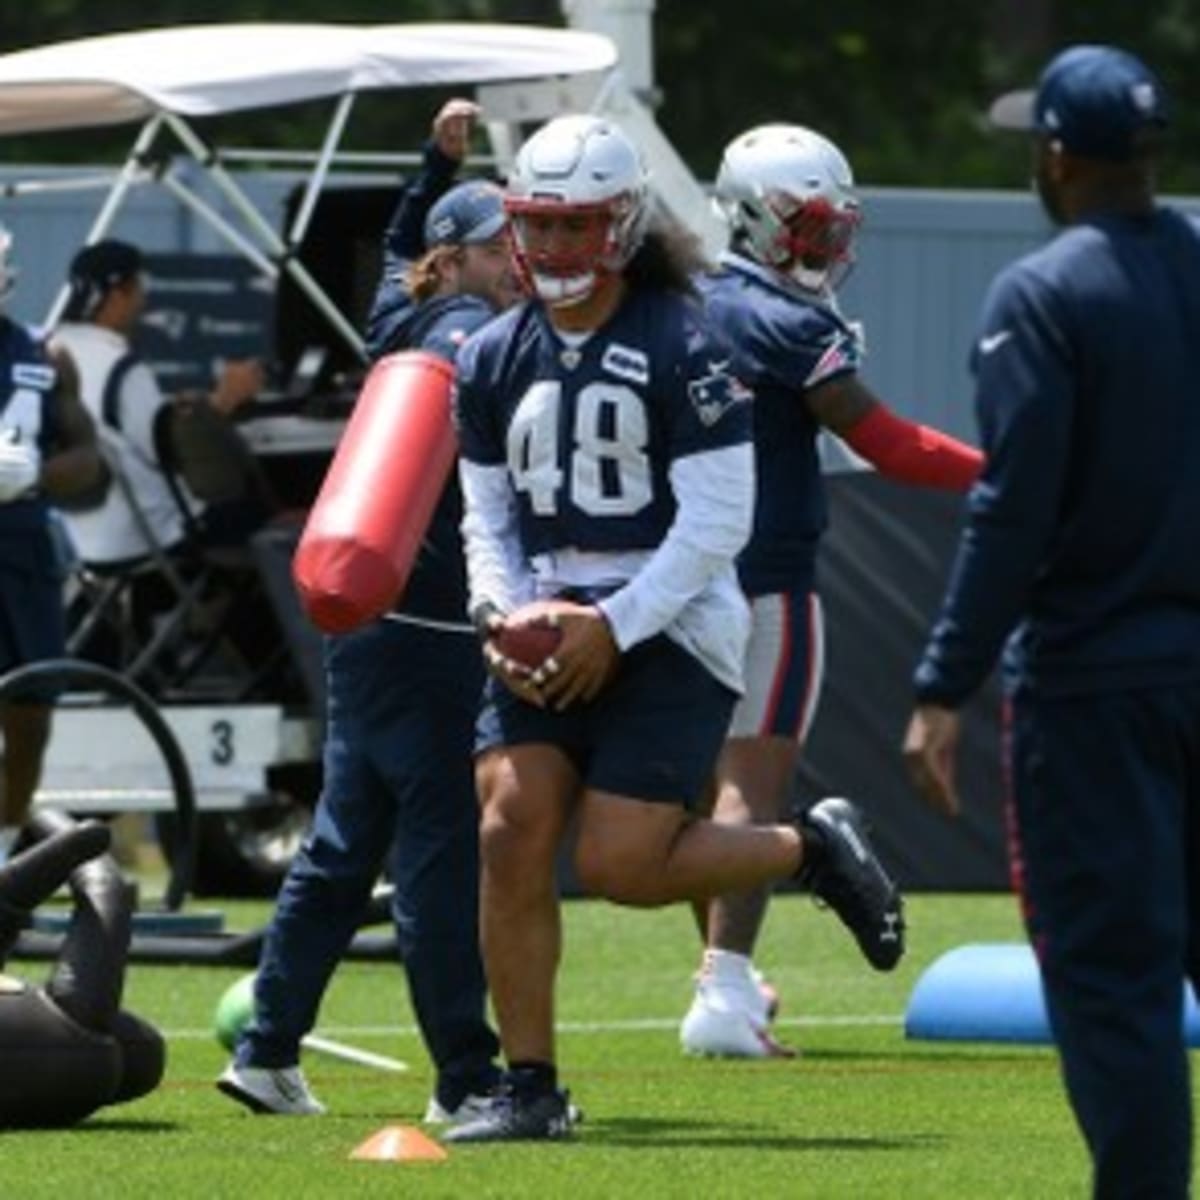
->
xmin=293 ymin=351 xmax=457 ymax=633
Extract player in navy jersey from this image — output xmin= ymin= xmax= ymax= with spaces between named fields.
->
xmin=220 ymin=100 xmax=513 ymax=1123
xmin=0 ymin=224 xmax=105 ymax=858
xmin=904 ymin=46 xmax=1200 ymax=1196
xmin=446 ymin=114 xmax=902 ymax=1143
xmin=679 ymin=125 xmax=980 ymax=1058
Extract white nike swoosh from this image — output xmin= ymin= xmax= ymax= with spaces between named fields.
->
xmin=979 ymin=330 xmax=1013 ymax=354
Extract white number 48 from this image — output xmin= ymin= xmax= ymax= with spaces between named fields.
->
xmin=507 ymin=380 xmax=652 ymax=518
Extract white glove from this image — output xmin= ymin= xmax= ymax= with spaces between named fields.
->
xmin=0 ymin=433 xmax=40 ymax=502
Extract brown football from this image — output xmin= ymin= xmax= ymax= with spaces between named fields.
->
xmin=493 ymin=621 xmax=562 ymax=671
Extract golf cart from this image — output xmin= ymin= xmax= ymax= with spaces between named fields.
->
xmin=0 ymin=16 xmax=717 ymax=896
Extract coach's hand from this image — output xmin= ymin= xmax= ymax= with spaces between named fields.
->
xmin=432 ymin=98 xmax=481 ymax=163
xmin=903 ymin=704 xmax=962 ymax=817
xmin=532 ymin=604 xmax=619 ymax=710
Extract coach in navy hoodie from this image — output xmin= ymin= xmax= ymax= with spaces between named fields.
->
xmin=220 ymin=99 xmax=516 ymax=1124
xmin=905 ymin=46 xmax=1200 ymax=1199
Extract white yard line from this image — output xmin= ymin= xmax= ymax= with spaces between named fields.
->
xmin=168 ymin=1013 xmax=903 ymax=1041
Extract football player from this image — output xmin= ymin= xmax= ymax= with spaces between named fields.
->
xmin=447 ymin=114 xmax=903 ymax=1143
xmin=0 ymin=224 xmax=105 ymax=857
xmin=679 ymin=126 xmax=980 ymax=1058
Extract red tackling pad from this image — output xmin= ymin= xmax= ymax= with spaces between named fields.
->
xmin=293 ymin=350 xmax=456 ymax=633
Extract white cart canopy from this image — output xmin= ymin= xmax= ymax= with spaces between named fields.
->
xmin=0 ymin=22 xmax=618 ymax=135
xmin=0 ymin=21 xmax=620 ymax=341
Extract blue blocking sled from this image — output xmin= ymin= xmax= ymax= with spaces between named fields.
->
xmin=905 ymin=943 xmax=1200 ymax=1045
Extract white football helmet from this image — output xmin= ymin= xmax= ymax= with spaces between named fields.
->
xmin=505 ymin=115 xmax=649 ymax=307
xmin=0 ymin=224 xmax=16 ymax=303
xmin=714 ymin=124 xmax=861 ymax=292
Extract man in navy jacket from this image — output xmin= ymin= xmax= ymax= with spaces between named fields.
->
xmin=905 ymin=46 xmax=1200 ymax=1198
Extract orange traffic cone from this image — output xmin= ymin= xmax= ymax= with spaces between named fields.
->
xmin=350 ymin=1124 xmax=448 ymax=1163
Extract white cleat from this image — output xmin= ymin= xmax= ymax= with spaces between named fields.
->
xmin=680 ymin=980 xmax=795 ymax=1059
xmin=217 ymin=1063 xmax=326 ymax=1115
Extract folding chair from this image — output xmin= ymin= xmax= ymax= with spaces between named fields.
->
xmin=64 ymin=448 xmax=239 ymax=696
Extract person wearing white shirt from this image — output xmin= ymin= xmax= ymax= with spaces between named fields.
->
xmin=50 ymin=240 xmax=263 ymax=568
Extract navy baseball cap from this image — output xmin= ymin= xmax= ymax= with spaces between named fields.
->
xmin=423 ymin=180 xmax=506 ymax=247
xmin=69 ymin=239 xmax=143 ymax=292
xmin=989 ymin=44 xmax=1168 ymax=160
xmin=65 ymin=239 xmax=143 ymax=319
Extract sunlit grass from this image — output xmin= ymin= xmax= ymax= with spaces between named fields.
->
xmin=2 ymin=892 xmax=1149 ymax=1198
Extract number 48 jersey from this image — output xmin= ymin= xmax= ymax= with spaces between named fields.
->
xmin=453 ymin=288 xmax=751 ymax=559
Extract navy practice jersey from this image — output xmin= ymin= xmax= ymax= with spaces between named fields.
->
xmin=364 ymin=139 xmax=459 ymax=362
xmin=368 ymin=291 xmax=495 ymax=625
xmin=454 ymin=288 xmax=751 ymax=559
xmin=697 ymin=253 xmax=863 ymax=596
xmin=915 ymin=208 xmax=1200 ymax=703
xmin=0 ymin=317 xmax=58 ymax=551
xmin=361 ymin=139 xmax=496 ymax=627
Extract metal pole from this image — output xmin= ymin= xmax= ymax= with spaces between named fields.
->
xmin=302 ymin=1034 xmax=409 ymax=1072
xmin=287 ymin=91 xmax=356 ymax=248
xmin=158 ymin=170 xmax=278 ymax=279
xmin=162 ymin=111 xmax=367 ymax=363
xmin=43 ymin=114 xmax=164 ymax=331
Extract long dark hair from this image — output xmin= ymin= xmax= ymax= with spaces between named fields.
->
xmin=624 ymin=216 xmax=711 ymax=297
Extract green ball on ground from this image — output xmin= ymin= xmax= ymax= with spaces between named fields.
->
xmin=214 ymin=971 xmax=257 ymax=1051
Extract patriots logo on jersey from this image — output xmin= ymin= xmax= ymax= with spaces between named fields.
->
xmin=600 ymin=342 xmax=650 ymax=386
xmin=805 ymin=334 xmax=859 ymax=388
xmin=688 ymin=361 xmax=751 ymax=427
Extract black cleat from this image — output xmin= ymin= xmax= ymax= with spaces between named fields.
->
xmin=798 ymin=797 xmax=905 ymax=971
xmin=440 ymin=1082 xmax=575 ymax=1144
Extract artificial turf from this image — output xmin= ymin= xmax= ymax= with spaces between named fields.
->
xmin=3 ymin=891 xmax=1126 ymax=1198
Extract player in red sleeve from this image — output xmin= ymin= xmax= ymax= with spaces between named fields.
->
xmin=681 ymin=124 xmax=979 ymax=1058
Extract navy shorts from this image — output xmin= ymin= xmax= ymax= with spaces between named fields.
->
xmin=476 ymin=634 xmax=736 ymax=808
xmin=0 ymin=563 xmax=65 ymax=704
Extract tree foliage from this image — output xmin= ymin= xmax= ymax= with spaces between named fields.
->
xmin=651 ymin=0 xmax=1200 ymax=192
xmin=2 ymin=0 xmax=1198 ymax=191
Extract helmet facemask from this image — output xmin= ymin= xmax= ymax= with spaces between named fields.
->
xmin=505 ymin=115 xmax=649 ymax=309
xmin=761 ymin=190 xmax=861 ymax=292
xmin=506 ymin=194 xmax=645 ymax=308
xmin=716 ymin=124 xmax=861 ymax=294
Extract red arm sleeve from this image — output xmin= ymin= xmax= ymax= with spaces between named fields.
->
xmin=839 ymin=403 xmax=982 ymax=492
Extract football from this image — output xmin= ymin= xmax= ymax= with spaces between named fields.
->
xmin=493 ymin=620 xmax=562 ymax=671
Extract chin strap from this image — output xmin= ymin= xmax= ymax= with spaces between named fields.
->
xmin=840 ymin=402 xmax=983 ymax=492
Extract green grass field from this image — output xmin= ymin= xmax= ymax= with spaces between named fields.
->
xmin=4 ymin=891 xmax=1114 ymax=1198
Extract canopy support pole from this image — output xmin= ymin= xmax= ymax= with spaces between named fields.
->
xmin=43 ymin=113 xmax=164 ymax=330
xmin=287 ymin=90 xmax=356 ymax=249
xmin=162 ymin=110 xmax=367 ymax=364
xmin=157 ymin=170 xmax=279 ymax=280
